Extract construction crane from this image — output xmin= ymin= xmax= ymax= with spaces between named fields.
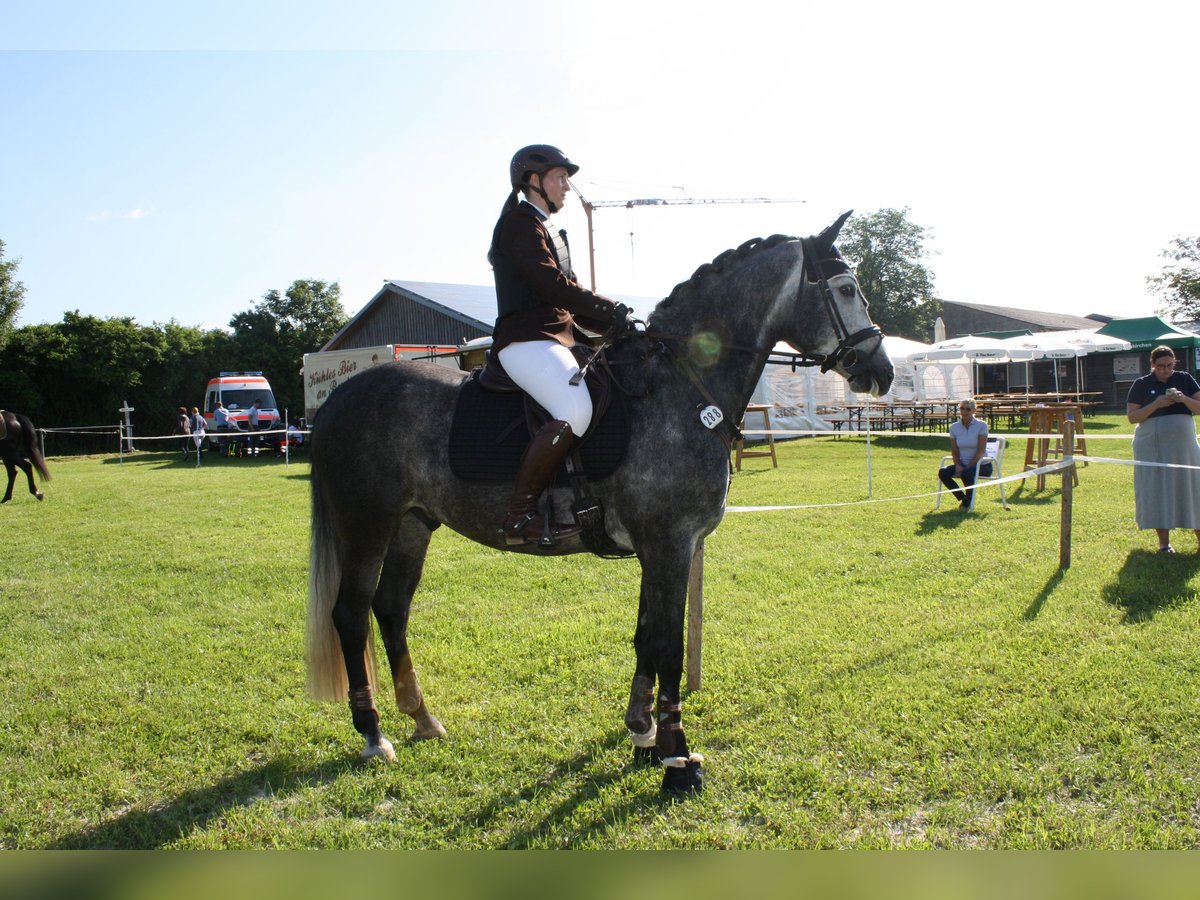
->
xmin=571 ymin=184 xmax=805 ymax=291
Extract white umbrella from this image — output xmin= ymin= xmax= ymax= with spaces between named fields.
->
xmin=1009 ymin=335 xmax=1082 ymax=394
xmin=1051 ymin=328 xmax=1132 ymax=353
xmin=910 ymin=336 xmax=1012 ymax=395
xmin=914 ymin=335 xmax=1012 ymax=362
xmin=881 ymin=335 xmax=930 ymax=364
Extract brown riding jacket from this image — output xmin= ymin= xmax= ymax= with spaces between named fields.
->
xmin=490 ymin=201 xmax=618 ymax=355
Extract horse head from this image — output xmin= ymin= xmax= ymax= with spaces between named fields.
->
xmin=788 ymin=211 xmax=894 ymax=396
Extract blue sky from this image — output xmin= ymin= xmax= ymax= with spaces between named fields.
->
xmin=3 ymin=1 xmax=1198 ymax=332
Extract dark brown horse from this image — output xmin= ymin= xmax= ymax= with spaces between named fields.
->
xmin=1 ymin=410 xmax=50 ymax=503
xmin=306 ymin=214 xmax=893 ymax=794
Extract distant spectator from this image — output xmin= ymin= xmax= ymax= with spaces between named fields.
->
xmin=189 ymin=406 xmax=206 ymax=453
xmin=938 ymin=398 xmax=988 ymax=511
xmin=175 ymin=406 xmax=191 ymax=455
xmin=246 ymin=399 xmax=261 ymax=453
xmin=212 ymin=400 xmax=232 ymax=430
xmin=1126 ymin=345 xmax=1200 ymax=552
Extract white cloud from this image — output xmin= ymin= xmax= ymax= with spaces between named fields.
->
xmin=85 ymin=207 xmax=153 ymax=222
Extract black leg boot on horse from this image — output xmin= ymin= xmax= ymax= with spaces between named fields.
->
xmin=502 ymin=419 xmax=582 ymax=546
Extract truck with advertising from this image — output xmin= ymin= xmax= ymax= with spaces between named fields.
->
xmin=301 ymin=344 xmax=458 ymax=423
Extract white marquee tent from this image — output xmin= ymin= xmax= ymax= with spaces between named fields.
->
xmin=749 ymin=336 xmax=970 ymax=435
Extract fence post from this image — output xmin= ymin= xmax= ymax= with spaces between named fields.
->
xmin=1060 ymin=419 xmax=1075 ymax=570
xmin=687 ymin=541 xmax=704 ymax=691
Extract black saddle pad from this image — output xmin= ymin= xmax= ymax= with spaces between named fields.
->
xmin=448 ymin=375 xmax=629 ymax=483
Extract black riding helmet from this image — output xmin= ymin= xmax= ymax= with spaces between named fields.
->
xmin=488 ymin=145 xmax=581 ymax=262
xmin=509 ymin=144 xmax=579 ymax=188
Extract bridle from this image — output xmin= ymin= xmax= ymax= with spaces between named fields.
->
xmin=604 ymin=236 xmax=887 ymax=454
xmin=637 ymin=236 xmax=885 ymax=377
xmin=798 ymin=236 xmax=884 ymax=377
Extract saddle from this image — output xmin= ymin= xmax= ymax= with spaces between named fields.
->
xmin=447 ymin=344 xmax=634 ymax=557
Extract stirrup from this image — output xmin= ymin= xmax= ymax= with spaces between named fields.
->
xmin=502 ymin=512 xmax=581 ymax=547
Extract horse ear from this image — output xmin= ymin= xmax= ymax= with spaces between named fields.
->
xmin=816 ymin=210 xmax=853 ymax=248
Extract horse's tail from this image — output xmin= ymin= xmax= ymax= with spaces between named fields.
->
xmin=18 ymin=414 xmax=50 ymax=482
xmin=305 ymin=462 xmax=378 ymax=701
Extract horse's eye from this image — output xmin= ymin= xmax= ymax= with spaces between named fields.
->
xmin=838 ymin=284 xmax=856 ymax=298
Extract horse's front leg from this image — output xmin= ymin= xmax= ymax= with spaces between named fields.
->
xmin=2 ymin=463 xmax=15 ymax=503
xmin=633 ymin=540 xmax=705 ymax=795
xmin=625 ymin=587 xmax=657 ymax=765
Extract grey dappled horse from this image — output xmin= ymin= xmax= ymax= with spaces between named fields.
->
xmin=306 ymin=213 xmax=893 ymax=794
xmin=1 ymin=410 xmax=50 ymax=504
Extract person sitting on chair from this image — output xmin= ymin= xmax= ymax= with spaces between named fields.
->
xmin=939 ymin=398 xmax=988 ymax=510
xmin=487 ymin=143 xmax=633 ymax=546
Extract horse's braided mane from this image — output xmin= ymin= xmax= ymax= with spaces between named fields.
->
xmin=652 ymin=233 xmax=797 ymax=315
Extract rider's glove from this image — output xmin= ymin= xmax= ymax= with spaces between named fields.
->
xmin=610 ymin=303 xmax=635 ymax=332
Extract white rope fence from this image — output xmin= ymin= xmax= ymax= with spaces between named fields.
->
xmin=688 ymin=420 xmax=1135 ymax=689
xmin=120 ymin=426 xmax=313 ymax=467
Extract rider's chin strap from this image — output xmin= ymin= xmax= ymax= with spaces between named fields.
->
xmin=528 ymin=174 xmax=559 ymax=214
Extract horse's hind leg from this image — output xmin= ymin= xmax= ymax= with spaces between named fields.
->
xmin=373 ymin=513 xmax=446 ymax=741
xmin=19 ymin=460 xmax=43 ymax=500
xmin=331 ymin=542 xmax=396 ymax=761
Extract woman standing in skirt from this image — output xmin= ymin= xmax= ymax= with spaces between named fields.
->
xmin=1126 ymin=345 xmax=1200 ymax=553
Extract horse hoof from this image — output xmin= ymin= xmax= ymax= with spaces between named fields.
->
xmin=411 ymin=715 xmax=446 ymax=741
xmin=361 ymin=736 xmax=396 ymax=762
xmin=659 ymin=754 xmax=704 ymax=796
xmin=35 ymin=493 xmax=44 ymax=501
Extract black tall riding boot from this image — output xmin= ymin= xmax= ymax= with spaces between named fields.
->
xmin=502 ymin=419 xmax=582 ymax=546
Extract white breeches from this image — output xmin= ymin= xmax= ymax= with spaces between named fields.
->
xmin=498 ymin=340 xmax=593 ymax=436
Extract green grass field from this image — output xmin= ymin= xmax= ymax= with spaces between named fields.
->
xmin=4 ymin=414 xmax=1200 ymax=848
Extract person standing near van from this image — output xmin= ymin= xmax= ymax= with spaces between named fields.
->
xmin=189 ymin=406 xmax=206 ymax=455
xmin=246 ymin=399 xmax=261 ymax=454
xmin=176 ymin=406 xmax=191 ymax=455
xmin=212 ymin=400 xmax=232 ymax=430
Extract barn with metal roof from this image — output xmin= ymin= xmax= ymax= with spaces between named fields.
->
xmin=320 ymin=281 xmax=495 ymax=352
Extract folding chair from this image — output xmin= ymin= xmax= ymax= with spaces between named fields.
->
xmin=935 ymin=436 xmax=1009 ymax=511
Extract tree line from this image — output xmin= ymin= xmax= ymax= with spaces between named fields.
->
xmin=0 ymin=253 xmax=347 ymax=446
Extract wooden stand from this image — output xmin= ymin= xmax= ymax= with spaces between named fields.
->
xmin=734 ymin=403 xmax=778 ymax=471
xmin=1022 ymin=405 xmax=1086 ymax=490
xmin=687 ymin=542 xmax=704 ymax=691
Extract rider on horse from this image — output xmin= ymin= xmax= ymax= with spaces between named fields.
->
xmin=487 ymin=144 xmax=633 ymax=546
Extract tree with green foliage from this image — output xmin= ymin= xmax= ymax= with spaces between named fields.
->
xmin=0 ymin=238 xmax=27 ymax=351
xmin=0 ymin=277 xmax=347 ymax=448
xmin=228 ymin=279 xmax=348 ymax=418
xmin=835 ymin=208 xmax=941 ymax=342
xmin=1148 ymin=236 xmax=1200 ymax=322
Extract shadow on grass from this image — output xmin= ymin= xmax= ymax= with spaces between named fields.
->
xmin=442 ymin=729 xmax=678 ymax=848
xmin=1102 ymin=549 xmax=1200 ymax=623
xmin=1022 ymin=569 xmax=1065 ymax=620
xmin=46 ymin=729 xmax=671 ymax=850
xmin=47 ymin=754 xmax=356 ymax=849
xmin=101 ymin=450 xmax=299 ymax=470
